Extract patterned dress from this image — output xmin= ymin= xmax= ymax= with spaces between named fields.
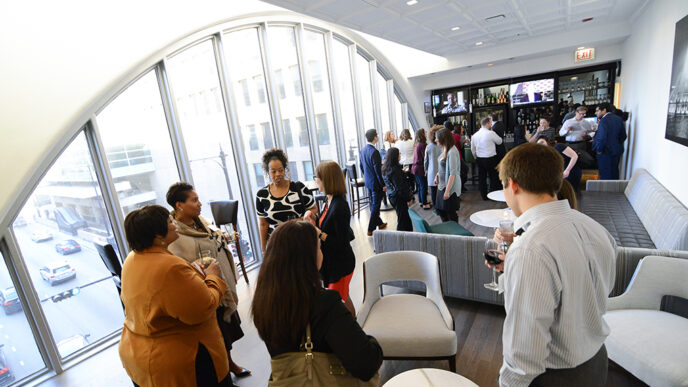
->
xmin=255 ymin=180 xmax=315 ymax=237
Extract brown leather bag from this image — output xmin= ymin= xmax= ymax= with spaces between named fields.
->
xmin=268 ymin=325 xmax=380 ymax=387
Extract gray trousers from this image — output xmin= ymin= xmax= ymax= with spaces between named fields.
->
xmin=530 ymin=345 xmax=608 ymax=387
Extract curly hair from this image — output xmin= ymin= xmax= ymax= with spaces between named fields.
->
xmin=262 ymin=148 xmax=288 ymax=173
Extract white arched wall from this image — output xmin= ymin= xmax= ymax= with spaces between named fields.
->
xmin=0 ymin=0 xmax=423 ymax=226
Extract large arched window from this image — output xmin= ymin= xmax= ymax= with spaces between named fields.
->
xmin=0 ymin=17 xmax=417 ymax=384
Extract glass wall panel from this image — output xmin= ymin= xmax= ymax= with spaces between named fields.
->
xmin=97 ymin=70 xmax=181 ymax=214
xmin=0 ymin=251 xmax=46 ymax=382
xmin=266 ymin=26 xmax=313 ymax=182
xmin=376 ymin=72 xmax=391 ymax=136
xmin=302 ymin=30 xmax=337 ymax=162
xmin=394 ymin=93 xmax=403 ymax=134
xmin=11 ymin=133 xmax=124 ymax=359
xmin=332 ymin=40 xmax=359 ymax=165
xmin=222 ymin=28 xmax=276 ymax=194
xmin=166 ymin=40 xmax=256 ymax=265
xmin=355 ymin=54 xmax=375 ymax=133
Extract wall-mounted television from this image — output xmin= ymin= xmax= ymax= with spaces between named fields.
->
xmin=433 ymin=90 xmax=468 ymax=116
xmin=510 ymin=79 xmax=554 ymax=106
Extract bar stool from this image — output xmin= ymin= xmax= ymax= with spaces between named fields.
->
xmin=208 ymin=200 xmax=250 ymax=284
xmin=463 ymin=146 xmax=479 ymax=185
xmin=346 ymin=164 xmax=369 ymax=218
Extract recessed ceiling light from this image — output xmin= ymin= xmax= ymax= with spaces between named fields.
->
xmin=571 ymin=77 xmax=578 ymax=80
xmin=475 ymin=41 xmax=483 ymax=46
xmin=577 ymin=46 xmax=585 ymax=50
xmin=582 ymin=17 xmax=593 ymax=22
xmin=406 ymin=0 xmax=418 ymax=5
xmin=488 ymin=63 xmax=494 ymax=66
xmin=451 ymin=26 xmax=460 ymax=31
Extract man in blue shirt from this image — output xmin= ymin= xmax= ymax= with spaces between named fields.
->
xmin=359 ymin=129 xmax=387 ymax=236
xmin=592 ymin=103 xmax=627 ymax=180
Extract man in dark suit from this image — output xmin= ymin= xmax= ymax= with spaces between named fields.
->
xmin=491 ymin=114 xmax=507 ymax=161
xmin=592 ymin=103 xmax=627 ymax=180
xmin=360 ymin=129 xmax=387 ymax=236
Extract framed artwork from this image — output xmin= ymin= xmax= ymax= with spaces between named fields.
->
xmin=666 ymin=14 xmax=688 ymax=147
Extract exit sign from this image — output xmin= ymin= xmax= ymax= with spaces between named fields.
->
xmin=575 ymin=48 xmax=595 ymax=62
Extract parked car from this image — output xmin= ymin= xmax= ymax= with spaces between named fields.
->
xmin=30 ymin=231 xmax=52 ymax=243
xmin=57 ymin=334 xmax=90 ymax=357
xmin=39 ymin=261 xmax=76 ymax=286
xmin=54 ymin=240 xmax=81 ymax=255
xmin=13 ymin=216 xmax=27 ymax=228
xmin=0 ymin=345 xmax=14 ymax=385
xmin=0 ymin=288 xmax=22 ymax=315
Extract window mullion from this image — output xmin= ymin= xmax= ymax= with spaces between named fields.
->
xmin=349 ymin=44 xmax=365 ymax=154
xmin=214 ymin=32 xmax=265 ymax=262
xmin=85 ymin=118 xmax=128 ymax=260
xmin=157 ymin=60 xmax=194 ymax=184
xmin=259 ymin=23 xmax=286 ymax=151
xmin=295 ymin=24 xmax=321 ymax=166
xmin=324 ymin=31 xmax=346 ymax=166
xmin=369 ymin=59 xmax=382 ymax=150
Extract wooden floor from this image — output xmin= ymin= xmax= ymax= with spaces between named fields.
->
xmin=40 ymin=180 xmax=647 ymax=386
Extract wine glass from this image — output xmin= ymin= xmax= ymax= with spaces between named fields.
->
xmin=484 ymin=239 xmax=504 ymax=291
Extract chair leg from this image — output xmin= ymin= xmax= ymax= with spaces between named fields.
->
xmin=233 ymin=225 xmax=249 ymax=285
xmin=449 ymin=354 xmax=456 ymax=373
xmin=356 ymin=186 xmax=361 ymax=219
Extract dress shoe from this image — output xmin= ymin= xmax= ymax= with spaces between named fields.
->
xmin=378 ymin=223 xmax=388 ymax=230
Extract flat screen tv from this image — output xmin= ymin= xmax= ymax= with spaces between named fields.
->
xmin=510 ymin=79 xmax=554 ymax=106
xmin=433 ymin=90 xmax=468 ymax=116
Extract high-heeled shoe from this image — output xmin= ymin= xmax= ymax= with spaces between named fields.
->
xmin=231 ymin=368 xmax=252 ymax=378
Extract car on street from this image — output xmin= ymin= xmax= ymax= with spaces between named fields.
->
xmin=30 ymin=231 xmax=52 ymax=243
xmin=54 ymin=240 xmax=81 ymax=255
xmin=39 ymin=261 xmax=76 ymax=286
xmin=0 ymin=288 xmax=22 ymax=315
xmin=0 ymin=345 xmax=14 ymax=385
xmin=13 ymin=216 xmax=27 ymax=228
xmin=57 ymin=334 xmax=90 ymax=357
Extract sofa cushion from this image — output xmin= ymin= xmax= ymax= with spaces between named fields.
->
xmin=361 ymin=294 xmax=457 ymax=357
xmin=430 ymin=221 xmax=473 ymax=236
xmin=625 ymin=169 xmax=688 ymax=251
xmin=580 ymin=191 xmax=655 ymax=248
xmin=604 ymin=309 xmax=688 ymax=387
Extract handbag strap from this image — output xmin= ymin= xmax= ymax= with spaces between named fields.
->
xmin=304 ymin=324 xmax=314 ymax=380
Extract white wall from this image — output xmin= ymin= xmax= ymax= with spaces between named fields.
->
xmin=620 ymin=0 xmax=688 ymax=206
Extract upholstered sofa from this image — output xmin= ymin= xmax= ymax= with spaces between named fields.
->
xmin=373 ymin=230 xmax=688 ymax=305
xmin=582 ymin=168 xmax=688 ymax=250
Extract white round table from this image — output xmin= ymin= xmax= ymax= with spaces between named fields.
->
xmin=487 ymin=189 xmax=506 ymax=202
xmin=384 ymin=368 xmax=478 ymax=387
xmin=469 ymin=208 xmax=516 ymax=228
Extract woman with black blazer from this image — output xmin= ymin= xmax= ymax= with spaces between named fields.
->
xmin=305 ymin=160 xmax=357 ymax=316
xmin=382 ymin=147 xmax=413 ymax=232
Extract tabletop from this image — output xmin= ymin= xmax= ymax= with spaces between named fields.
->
xmin=384 ymin=368 xmax=479 ymax=387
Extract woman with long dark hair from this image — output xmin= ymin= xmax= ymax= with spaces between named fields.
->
xmin=382 ymin=147 xmax=413 ymax=231
xmin=434 ymin=128 xmax=462 ymax=222
xmin=412 ymin=128 xmax=431 ymax=209
xmin=251 ymin=221 xmax=382 ymax=382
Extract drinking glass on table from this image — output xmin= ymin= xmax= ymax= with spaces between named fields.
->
xmin=484 ymin=239 xmax=505 ymax=291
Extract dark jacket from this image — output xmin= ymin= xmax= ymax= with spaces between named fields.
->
xmin=318 ymin=195 xmax=355 ymax=285
xmin=592 ymin=113 xmax=627 ymax=156
xmin=359 ymin=144 xmax=385 ymax=192
xmin=492 ymin=120 xmax=507 ymax=158
xmin=383 ymin=165 xmax=411 ymax=202
xmin=411 ymin=143 xmax=426 ymax=176
xmin=267 ymin=290 xmax=383 ymax=381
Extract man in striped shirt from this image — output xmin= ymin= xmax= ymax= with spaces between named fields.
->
xmin=490 ymin=143 xmax=616 ymax=386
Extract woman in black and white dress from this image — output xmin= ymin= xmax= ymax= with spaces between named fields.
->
xmin=255 ymin=148 xmax=316 ymax=253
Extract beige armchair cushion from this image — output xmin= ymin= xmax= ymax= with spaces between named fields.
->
xmin=361 ymin=294 xmax=457 ymax=358
xmin=605 ymin=309 xmax=688 ymax=387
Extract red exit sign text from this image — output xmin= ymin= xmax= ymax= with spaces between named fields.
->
xmin=575 ymin=48 xmax=595 ymax=62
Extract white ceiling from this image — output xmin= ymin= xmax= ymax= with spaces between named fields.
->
xmin=260 ymin=0 xmax=651 ymax=56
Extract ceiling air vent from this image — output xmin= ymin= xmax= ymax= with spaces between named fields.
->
xmin=485 ymin=14 xmax=506 ymax=22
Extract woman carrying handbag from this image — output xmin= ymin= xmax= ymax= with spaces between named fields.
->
xmin=434 ymin=128 xmax=462 ymax=222
xmin=252 ymin=221 xmax=382 ymax=386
